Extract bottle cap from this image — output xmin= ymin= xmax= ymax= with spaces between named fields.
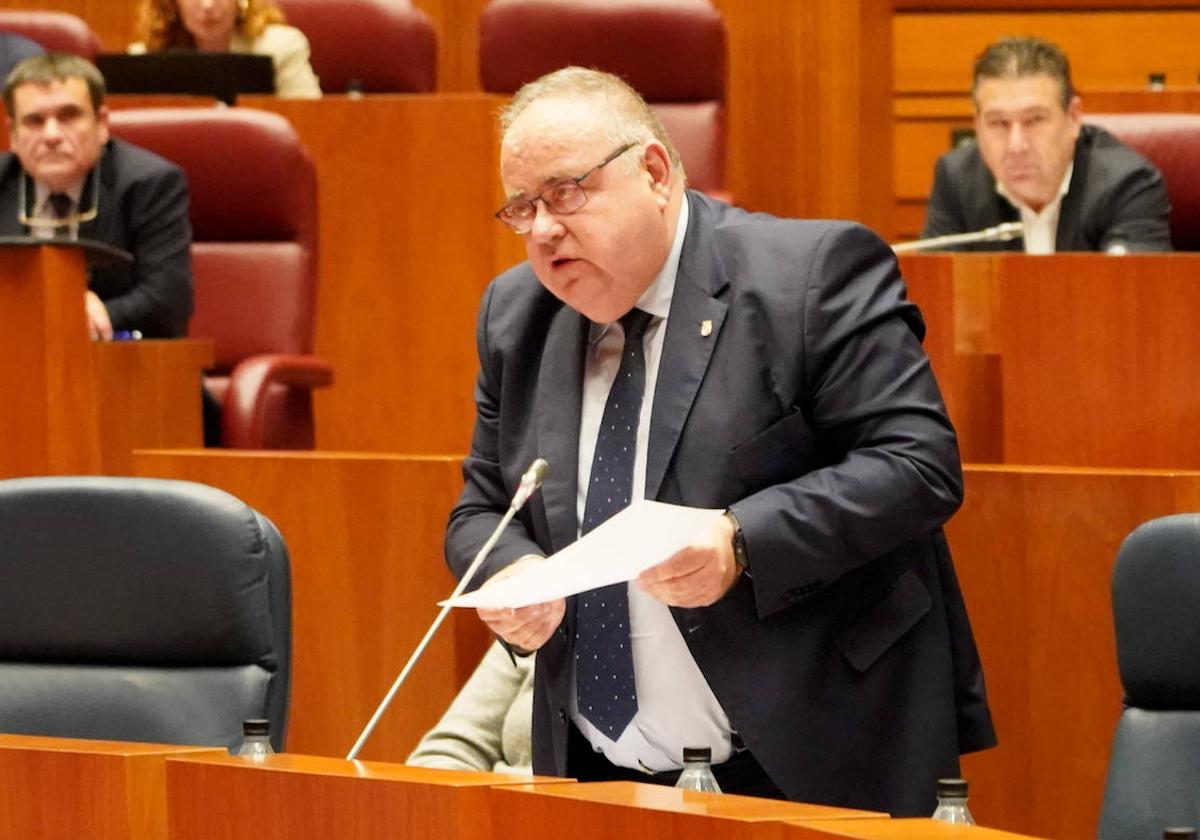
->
xmin=682 ymin=746 xmax=712 ymax=763
xmin=242 ymin=719 xmax=270 ymax=737
xmin=936 ymin=778 xmax=968 ymax=798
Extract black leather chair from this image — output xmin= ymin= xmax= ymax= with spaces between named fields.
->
xmin=1099 ymin=513 xmax=1200 ymax=839
xmin=0 ymin=476 xmax=291 ymax=751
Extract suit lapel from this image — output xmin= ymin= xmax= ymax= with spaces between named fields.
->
xmin=646 ymin=194 xmax=729 ymax=499
xmin=536 ymin=303 xmax=589 ymax=553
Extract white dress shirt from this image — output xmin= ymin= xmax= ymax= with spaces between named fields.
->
xmin=570 ymin=197 xmax=736 ymax=773
xmin=997 ymin=163 xmax=1074 ymax=255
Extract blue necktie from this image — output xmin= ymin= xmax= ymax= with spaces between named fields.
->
xmin=575 ymin=308 xmax=653 ymax=739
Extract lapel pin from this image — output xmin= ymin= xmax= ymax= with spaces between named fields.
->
xmin=700 ymin=319 xmax=713 ymax=337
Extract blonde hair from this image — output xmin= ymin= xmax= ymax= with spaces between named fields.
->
xmin=500 ymin=66 xmax=685 ymax=178
xmin=135 ymin=0 xmax=286 ymax=51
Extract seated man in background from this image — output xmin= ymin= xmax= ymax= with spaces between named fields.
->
xmin=0 ymin=52 xmax=194 ymax=341
xmin=407 ymin=641 xmax=534 ymax=775
xmin=130 ymin=0 xmax=321 ymax=99
xmin=921 ymin=36 xmax=1171 ymax=253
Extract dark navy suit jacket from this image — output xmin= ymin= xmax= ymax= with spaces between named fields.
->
xmin=446 ymin=191 xmax=996 ymax=816
xmin=0 ymin=137 xmax=193 ymax=337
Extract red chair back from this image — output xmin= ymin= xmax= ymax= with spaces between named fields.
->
xmin=275 ymin=0 xmax=436 ymax=93
xmin=1087 ymin=113 xmax=1200 ymax=251
xmin=479 ymin=0 xmax=727 ymax=198
xmin=0 ymin=10 xmax=101 ymax=59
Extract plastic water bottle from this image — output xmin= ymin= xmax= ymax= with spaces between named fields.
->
xmin=674 ymin=746 xmax=721 ymax=793
xmin=233 ymin=719 xmax=274 ymax=761
xmin=931 ymin=777 xmax=976 ymax=825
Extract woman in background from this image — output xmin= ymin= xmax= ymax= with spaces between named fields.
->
xmin=130 ymin=0 xmax=321 ymax=98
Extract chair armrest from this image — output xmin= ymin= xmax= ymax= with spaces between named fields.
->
xmin=222 ymin=353 xmax=334 ymax=449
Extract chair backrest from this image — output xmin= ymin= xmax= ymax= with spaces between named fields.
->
xmin=478 ymin=0 xmax=727 ymax=198
xmin=275 ymin=0 xmax=436 ymax=93
xmin=0 ymin=476 xmax=292 ymax=750
xmin=1099 ymin=513 xmax=1200 ymax=839
xmin=108 ymin=108 xmax=319 ymax=374
xmin=1087 ymin=113 xmax=1200 ymax=251
xmin=0 ymin=10 xmax=101 ymax=59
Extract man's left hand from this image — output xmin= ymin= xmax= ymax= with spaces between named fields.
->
xmin=85 ymin=291 xmax=113 ymax=341
xmin=636 ymin=513 xmax=740 ymax=607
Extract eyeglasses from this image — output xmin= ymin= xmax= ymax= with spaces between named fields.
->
xmin=494 ymin=142 xmax=636 ymax=234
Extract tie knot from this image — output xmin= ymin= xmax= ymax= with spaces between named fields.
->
xmin=47 ymin=192 xmax=73 ymax=220
xmin=619 ymin=308 xmax=653 ymax=344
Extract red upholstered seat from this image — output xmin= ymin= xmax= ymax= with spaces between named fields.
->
xmin=1087 ymin=113 xmax=1200 ymax=251
xmin=108 ymin=108 xmax=331 ymax=449
xmin=479 ymin=0 xmax=728 ymax=199
xmin=0 ymin=10 xmax=101 ymax=59
xmin=275 ymin=0 xmax=436 ymax=93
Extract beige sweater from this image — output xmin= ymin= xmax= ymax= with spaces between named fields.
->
xmin=406 ymin=641 xmax=534 ymax=775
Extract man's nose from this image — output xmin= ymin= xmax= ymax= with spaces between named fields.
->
xmin=41 ymin=118 xmax=63 ymax=141
xmin=1006 ymin=123 xmax=1030 ymax=153
xmin=527 ymin=200 xmax=563 ymax=243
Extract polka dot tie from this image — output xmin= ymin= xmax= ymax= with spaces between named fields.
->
xmin=575 ymin=308 xmax=652 ymax=740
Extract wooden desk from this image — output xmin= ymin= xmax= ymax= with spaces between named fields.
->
xmin=164 ymin=752 xmax=563 ymax=840
xmin=902 ymin=253 xmax=1200 ymax=469
xmin=493 ymin=781 xmax=883 ymax=840
xmin=785 ymin=818 xmax=1050 ymax=839
xmin=0 ymin=734 xmax=223 ymax=840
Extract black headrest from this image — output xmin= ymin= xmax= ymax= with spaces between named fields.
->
xmin=1112 ymin=513 xmax=1200 ymax=707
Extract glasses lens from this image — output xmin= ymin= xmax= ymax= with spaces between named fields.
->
xmin=545 ymin=181 xmax=586 ymax=215
xmin=499 ymin=199 xmax=535 ymax=231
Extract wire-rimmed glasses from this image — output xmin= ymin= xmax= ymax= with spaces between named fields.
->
xmin=494 ymin=142 xmax=636 ymax=234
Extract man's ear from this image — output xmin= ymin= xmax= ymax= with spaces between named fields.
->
xmin=1066 ymin=95 xmax=1083 ymax=131
xmin=96 ymin=104 xmax=111 ymax=145
xmin=642 ymin=141 xmax=673 ymax=195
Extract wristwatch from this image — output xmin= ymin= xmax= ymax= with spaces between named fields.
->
xmin=724 ymin=509 xmax=748 ymax=574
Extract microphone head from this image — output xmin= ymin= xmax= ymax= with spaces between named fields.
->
xmin=523 ymin=458 xmax=549 ymax=490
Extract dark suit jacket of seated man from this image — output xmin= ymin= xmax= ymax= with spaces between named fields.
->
xmin=446 ymin=66 xmax=996 ymax=818
xmin=921 ymin=35 xmax=1171 ymax=253
xmin=0 ymin=52 xmax=193 ymax=339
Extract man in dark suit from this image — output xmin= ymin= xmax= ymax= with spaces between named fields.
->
xmin=0 ymin=52 xmax=193 ymax=339
xmin=921 ymin=36 xmax=1171 ymax=253
xmin=445 ymin=67 xmax=995 ymax=816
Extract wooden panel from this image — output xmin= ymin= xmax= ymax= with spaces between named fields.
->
xmin=165 ymin=753 xmax=547 ymax=840
xmin=0 ymin=244 xmax=101 ymax=477
xmin=947 ymin=466 xmax=1200 ymax=838
xmin=91 ymin=338 xmax=212 ymax=474
xmin=131 ymin=450 xmax=493 ymax=762
xmin=494 ymin=781 xmax=884 ymax=840
xmin=895 ymin=11 xmax=1200 ymax=94
xmin=996 ymin=255 xmax=1200 ymax=468
xmin=714 ymin=0 xmax=893 ymax=235
xmin=0 ymin=734 xmax=223 ymax=840
xmin=237 ymin=94 xmax=525 ymax=453
xmin=0 ymin=1 xmax=134 ymax=51
xmin=900 ymin=254 xmax=1003 ymax=463
xmin=785 ymin=818 xmax=1050 ymax=839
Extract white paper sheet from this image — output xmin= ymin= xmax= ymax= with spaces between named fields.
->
xmin=441 ymin=500 xmax=724 ymax=609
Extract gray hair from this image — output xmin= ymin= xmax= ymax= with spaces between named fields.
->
xmin=500 ymin=66 xmax=685 ymax=179
xmin=4 ymin=52 xmax=106 ymax=117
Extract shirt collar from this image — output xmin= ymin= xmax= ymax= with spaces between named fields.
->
xmin=34 ymin=177 xmax=87 ymax=214
xmin=996 ymin=161 xmax=1074 ymax=217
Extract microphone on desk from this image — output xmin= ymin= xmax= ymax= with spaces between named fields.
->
xmin=891 ymin=221 xmax=1024 ymax=254
xmin=345 ymin=457 xmax=550 ymax=761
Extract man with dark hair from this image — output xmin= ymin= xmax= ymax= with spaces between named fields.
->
xmin=446 ymin=66 xmax=995 ymax=816
xmin=0 ymin=52 xmax=193 ymax=339
xmin=921 ymin=36 xmax=1171 ymax=253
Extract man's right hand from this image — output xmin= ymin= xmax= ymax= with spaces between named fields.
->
xmin=475 ymin=554 xmax=565 ymax=653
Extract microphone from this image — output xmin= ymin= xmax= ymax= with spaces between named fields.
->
xmin=891 ymin=221 xmax=1024 ymax=254
xmin=345 ymin=457 xmax=549 ymax=760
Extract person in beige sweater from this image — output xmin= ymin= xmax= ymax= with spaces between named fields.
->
xmin=406 ymin=641 xmax=534 ymax=775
